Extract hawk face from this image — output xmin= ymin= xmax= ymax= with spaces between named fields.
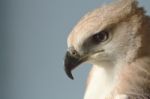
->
xmin=64 ymin=0 xmax=143 ymax=79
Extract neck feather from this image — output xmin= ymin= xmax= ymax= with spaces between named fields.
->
xmin=84 ymin=57 xmax=150 ymax=99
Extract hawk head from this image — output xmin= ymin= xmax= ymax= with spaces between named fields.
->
xmin=64 ymin=0 xmax=147 ymax=79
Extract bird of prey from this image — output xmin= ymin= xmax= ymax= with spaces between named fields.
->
xmin=64 ymin=0 xmax=150 ymax=99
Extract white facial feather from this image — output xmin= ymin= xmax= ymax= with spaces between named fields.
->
xmin=66 ymin=0 xmax=150 ymax=98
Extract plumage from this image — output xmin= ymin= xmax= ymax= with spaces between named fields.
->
xmin=64 ymin=0 xmax=150 ymax=98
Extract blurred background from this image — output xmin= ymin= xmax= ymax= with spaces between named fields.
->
xmin=0 ymin=0 xmax=150 ymax=99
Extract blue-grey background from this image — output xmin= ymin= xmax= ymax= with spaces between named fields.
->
xmin=1 ymin=0 xmax=150 ymax=99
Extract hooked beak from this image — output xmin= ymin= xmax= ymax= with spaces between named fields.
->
xmin=64 ymin=51 xmax=86 ymax=80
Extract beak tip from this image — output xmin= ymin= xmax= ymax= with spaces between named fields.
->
xmin=69 ymin=75 xmax=74 ymax=80
xmin=65 ymin=68 xmax=74 ymax=80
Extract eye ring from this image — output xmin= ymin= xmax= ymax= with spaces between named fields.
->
xmin=92 ymin=30 xmax=109 ymax=44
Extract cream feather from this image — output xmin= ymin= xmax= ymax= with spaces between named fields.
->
xmin=66 ymin=0 xmax=150 ymax=98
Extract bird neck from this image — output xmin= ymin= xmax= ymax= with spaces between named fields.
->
xmin=112 ymin=57 xmax=150 ymax=97
xmin=84 ymin=57 xmax=150 ymax=99
xmin=84 ymin=65 xmax=116 ymax=99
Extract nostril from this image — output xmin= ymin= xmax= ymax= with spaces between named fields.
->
xmin=68 ymin=47 xmax=79 ymax=57
xmin=72 ymin=50 xmax=77 ymax=56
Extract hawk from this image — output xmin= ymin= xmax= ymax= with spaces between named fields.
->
xmin=64 ymin=0 xmax=150 ymax=98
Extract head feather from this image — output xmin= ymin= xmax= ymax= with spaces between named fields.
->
xmin=67 ymin=0 xmax=145 ymax=54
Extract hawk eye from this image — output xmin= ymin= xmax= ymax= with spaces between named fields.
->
xmin=92 ymin=30 xmax=109 ymax=44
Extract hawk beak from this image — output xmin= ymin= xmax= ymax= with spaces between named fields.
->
xmin=64 ymin=51 xmax=85 ymax=80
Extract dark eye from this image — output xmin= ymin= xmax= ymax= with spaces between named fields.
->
xmin=92 ymin=30 xmax=109 ymax=44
